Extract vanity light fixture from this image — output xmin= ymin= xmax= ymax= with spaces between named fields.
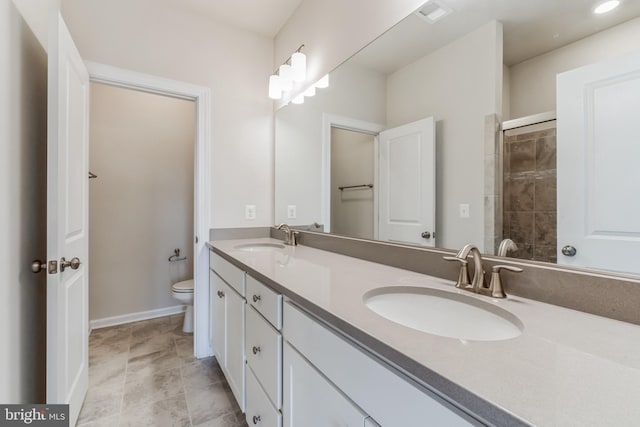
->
xmin=268 ymin=44 xmax=306 ymax=100
xmin=315 ymin=74 xmax=329 ymax=89
xmin=304 ymin=85 xmax=316 ymax=97
xmin=593 ymin=0 xmax=620 ymax=14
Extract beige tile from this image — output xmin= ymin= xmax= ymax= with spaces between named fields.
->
xmin=123 ymin=367 xmax=183 ymax=409
xmin=89 ymin=357 xmax=127 ymax=388
xmin=193 ymin=411 xmax=248 ymax=427
xmin=175 ymin=335 xmax=196 ymax=365
xmin=77 ymin=382 xmax=123 ymax=425
xmin=89 ymin=324 xmax=132 ymax=347
xmin=181 ymin=357 xmax=225 ymax=389
xmin=130 ymin=316 xmax=182 ymax=341
xmin=120 ymin=393 xmax=190 ymax=427
xmin=185 ymin=381 xmax=237 ymax=426
xmin=127 ymin=349 xmax=180 ymax=378
xmin=77 ymin=414 xmax=120 ymax=427
xmin=89 ymin=339 xmax=129 ymax=368
xmin=129 ymin=333 xmax=176 ymax=358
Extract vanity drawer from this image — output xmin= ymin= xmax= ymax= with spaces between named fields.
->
xmin=247 ymin=275 xmax=282 ymax=330
xmin=246 ymin=366 xmax=282 ymax=427
xmin=246 ymin=306 xmax=282 ymax=409
xmin=210 ymin=251 xmax=245 ymax=296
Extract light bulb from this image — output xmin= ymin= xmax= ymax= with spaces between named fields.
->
xmin=268 ymin=75 xmax=282 ymax=99
xmin=315 ymin=74 xmax=329 ymax=89
xmin=304 ymin=85 xmax=316 ymax=97
xmin=593 ymin=0 xmax=620 ymax=14
xmin=279 ymin=64 xmax=293 ymax=92
xmin=291 ymin=51 xmax=307 ymax=82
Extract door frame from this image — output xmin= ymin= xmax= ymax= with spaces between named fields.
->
xmin=85 ymin=61 xmax=213 ymax=358
xmin=321 ymin=114 xmax=384 ymax=236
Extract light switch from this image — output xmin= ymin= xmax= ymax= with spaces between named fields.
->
xmin=459 ymin=203 xmax=470 ymax=218
xmin=287 ymin=205 xmax=297 ymax=219
xmin=245 ymin=205 xmax=256 ymax=220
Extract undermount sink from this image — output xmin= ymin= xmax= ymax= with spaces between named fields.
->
xmin=235 ymin=242 xmax=286 ymax=252
xmin=364 ymin=286 xmax=523 ymax=341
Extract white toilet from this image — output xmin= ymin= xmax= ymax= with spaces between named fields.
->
xmin=171 ymin=279 xmax=194 ymax=333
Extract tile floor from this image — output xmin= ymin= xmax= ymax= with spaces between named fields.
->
xmin=78 ymin=314 xmax=248 ymax=427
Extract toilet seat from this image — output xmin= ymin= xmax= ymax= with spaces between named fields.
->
xmin=172 ymin=279 xmax=194 ymax=293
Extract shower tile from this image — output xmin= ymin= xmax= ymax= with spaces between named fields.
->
xmin=510 ymin=140 xmax=535 ymax=173
xmin=534 ymin=245 xmax=557 ymax=263
xmin=535 ymin=175 xmax=557 ymax=211
xmin=536 ymin=137 xmax=556 ymax=171
xmin=535 ymin=212 xmax=557 ymax=246
xmin=510 ymin=243 xmax=534 ymax=260
xmin=509 ymin=212 xmax=534 ymax=244
xmin=509 ymin=177 xmax=534 ymax=211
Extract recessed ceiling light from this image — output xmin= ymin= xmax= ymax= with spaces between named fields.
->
xmin=415 ymin=1 xmax=452 ymax=24
xmin=593 ymin=0 xmax=620 ymax=14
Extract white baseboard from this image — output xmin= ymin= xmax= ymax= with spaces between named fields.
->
xmin=90 ymin=305 xmax=186 ymax=330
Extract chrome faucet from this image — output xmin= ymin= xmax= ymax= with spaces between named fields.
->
xmin=444 ymin=243 xmax=522 ymax=298
xmin=497 ymin=238 xmax=518 ymax=257
xmin=276 ymin=223 xmax=299 ymax=246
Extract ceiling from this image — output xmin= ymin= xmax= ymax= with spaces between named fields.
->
xmin=164 ymin=0 xmax=304 ymax=38
xmin=351 ymin=0 xmax=640 ymax=74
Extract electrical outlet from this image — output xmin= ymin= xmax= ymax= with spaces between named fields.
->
xmin=245 ymin=204 xmax=256 ymax=220
xmin=287 ymin=205 xmax=297 ymax=219
xmin=459 ymin=203 xmax=470 ymax=218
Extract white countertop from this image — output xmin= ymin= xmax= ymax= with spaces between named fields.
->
xmin=209 ymin=238 xmax=640 ymax=426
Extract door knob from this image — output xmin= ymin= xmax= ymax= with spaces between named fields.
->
xmin=421 ymin=231 xmax=431 ymax=239
xmin=31 ymin=260 xmax=46 ymax=273
xmin=60 ymin=257 xmax=81 ymax=272
xmin=561 ymin=246 xmax=577 ymax=257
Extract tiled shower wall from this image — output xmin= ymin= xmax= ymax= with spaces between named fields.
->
xmin=503 ymin=122 xmax=557 ymax=262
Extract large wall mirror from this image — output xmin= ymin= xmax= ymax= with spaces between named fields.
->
xmin=275 ymin=0 xmax=640 ymax=276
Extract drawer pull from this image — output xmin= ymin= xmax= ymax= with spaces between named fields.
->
xmin=252 ymin=294 xmax=261 ymax=303
xmin=217 ymin=290 xmax=225 ymax=298
xmin=252 ymin=346 xmax=261 ymax=355
xmin=252 ymin=415 xmax=261 ymax=424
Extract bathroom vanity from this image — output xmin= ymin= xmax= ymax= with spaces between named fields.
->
xmin=207 ymin=237 xmax=640 ymax=427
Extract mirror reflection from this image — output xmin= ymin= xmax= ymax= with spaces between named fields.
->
xmin=275 ymin=0 xmax=640 ymax=276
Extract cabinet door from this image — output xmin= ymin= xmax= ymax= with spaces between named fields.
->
xmin=283 ymin=342 xmax=367 ymax=427
xmin=210 ymin=271 xmax=227 ymax=366
xmin=225 ymin=286 xmax=246 ymax=412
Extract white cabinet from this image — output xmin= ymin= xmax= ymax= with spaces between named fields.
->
xmin=283 ymin=341 xmax=368 ymax=427
xmin=283 ymin=301 xmax=474 ymax=427
xmin=245 ymin=275 xmax=284 ymax=426
xmin=209 ymin=261 xmax=246 ymax=411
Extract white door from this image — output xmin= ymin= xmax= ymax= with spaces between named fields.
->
xmin=225 ymin=286 xmax=246 ymax=411
xmin=557 ymin=50 xmax=640 ymax=274
xmin=47 ymin=11 xmax=90 ymax=426
xmin=210 ymin=272 xmax=227 ymax=364
xmin=378 ymin=117 xmax=436 ymax=246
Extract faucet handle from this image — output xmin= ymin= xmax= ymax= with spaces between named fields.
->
xmin=488 ymin=265 xmax=523 ymax=298
xmin=443 ymin=256 xmax=471 ymax=289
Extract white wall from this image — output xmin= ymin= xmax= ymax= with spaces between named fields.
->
xmin=330 ymin=128 xmax=375 ymax=239
xmin=61 ymin=0 xmax=275 ymax=228
xmin=275 ymin=61 xmax=386 ymax=226
xmin=0 ymin=0 xmax=47 ymax=403
xmin=89 ymin=83 xmax=195 ymax=321
xmin=509 ymin=17 xmax=640 ymax=119
xmin=274 ymin=0 xmax=427 ymax=106
xmin=386 ymin=21 xmax=503 ymax=250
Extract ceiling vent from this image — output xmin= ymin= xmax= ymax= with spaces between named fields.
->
xmin=415 ymin=1 xmax=452 ymax=24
